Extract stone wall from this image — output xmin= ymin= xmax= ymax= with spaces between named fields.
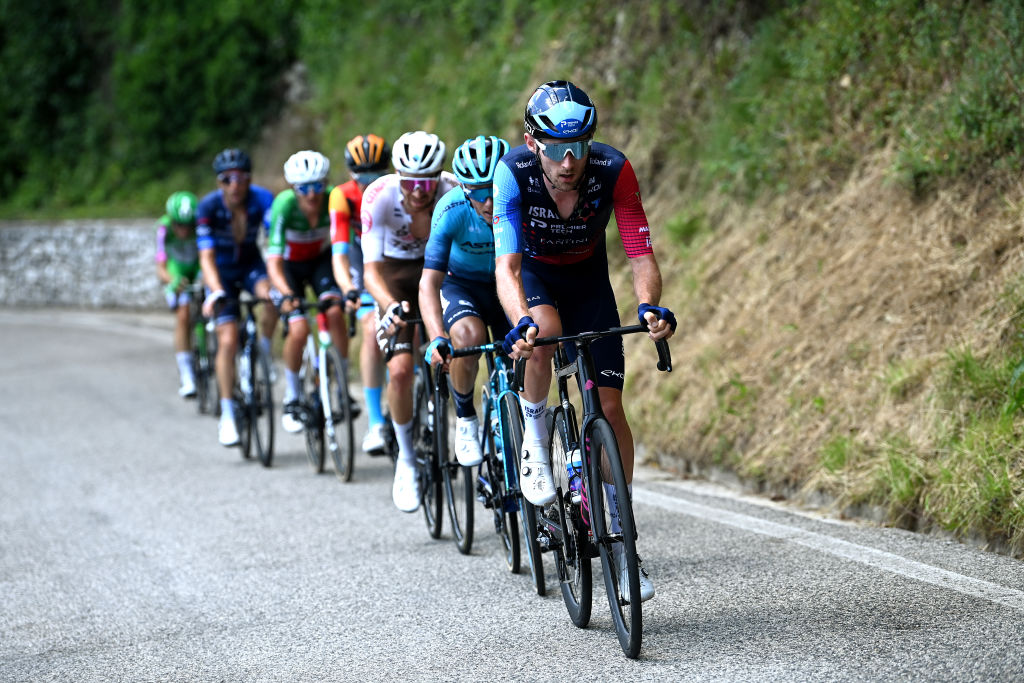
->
xmin=0 ymin=221 xmax=167 ymax=309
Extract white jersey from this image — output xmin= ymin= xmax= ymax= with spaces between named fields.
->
xmin=360 ymin=172 xmax=459 ymax=262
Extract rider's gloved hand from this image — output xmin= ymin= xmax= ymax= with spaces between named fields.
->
xmin=375 ymin=301 xmax=407 ymax=353
xmin=638 ymin=303 xmax=677 ymax=332
xmin=424 ymin=336 xmax=451 ymax=365
xmin=165 ymin=274 xmax=183 ymax=297
xmin=502 ymin=316 xmax=539 ymax=356
xmin=203 ymin=289 xmax=226 ymax=317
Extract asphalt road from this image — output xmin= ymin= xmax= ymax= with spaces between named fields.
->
xmin=2 ymin=309 xmax=1023 ymax=682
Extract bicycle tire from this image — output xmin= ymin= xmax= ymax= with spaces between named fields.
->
xmin=302 ymin=345 xmax=325 ymax=474
xmin=439 ymin=382 xmax=474 ymax=554
xmin=483 ymin=399 xmax=520 ymax=572
xmin=549 ymin=406 xmax=592 ymax=627
xmin=501 ymin=393 xmax=544 ymax=595
xmin=251 ymin=345 xmax=275 ymax=468
xmin=193 ymin=321 xmax=213 ymax=415
xmin=415 ymin=370 xmax=442 ymax=538
xmin=323 ymin=345 xmax=355 ymax=482
xmin=589 ymin=417 xmax=642 ymax=659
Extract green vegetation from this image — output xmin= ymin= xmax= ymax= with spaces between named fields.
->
xmin=4 ymin=0 xmax=1024 ymax=553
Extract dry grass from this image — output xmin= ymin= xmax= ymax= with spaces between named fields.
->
xmin=620 ymin=145 xmax=1024 ymax=553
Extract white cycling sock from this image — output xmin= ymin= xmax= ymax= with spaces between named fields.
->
xmin=394 ymin=419 xmax=415 ymax=467
xmin=260 ymin=336 xmax=273 ymax=360
xmin=521 ymin=397 xmax=548 ymax=446
xmin=176 ymin=351 xmax=194 ymax=381
xmin=284 ymin=368 xmax=301 ymax=403
xmin=220 ymin=398 xmax=236 ymax=420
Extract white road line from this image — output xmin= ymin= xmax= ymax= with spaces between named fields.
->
xmin=635 ymin=487 xmax=1024 ymax=612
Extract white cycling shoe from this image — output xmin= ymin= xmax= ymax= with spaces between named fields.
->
xmin=519 ymin=440 xmax=556 ymax=506
xmin=281 ymin=401 xmax=303 ymax=434
xmin=178 ymin=376 xmax=197 ymax=398
xmin=218 ymin=413 xmax=240 ymax=447
xmin=362 ymin=423 xmax=386 ymax=454
xmin=615 ymin=544 xmax=655 ymax=603
xmin=455 ymin=416 xmax=483 ymax=466
xmin=392 ymin=460 xmax=420 ymax=513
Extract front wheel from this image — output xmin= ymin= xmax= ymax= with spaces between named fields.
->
xmin=250 ymin=344 xmax=275 ymax=468
xmin=483 ymin=401 xmax=519 ymax=572
xmin=438 ymin=382 xmax=474 ymax=554
xmin=589 ymin=418 xmax=642 ymax=659
xmin=302 ymin=345 xmax=325 ymax=474
xmin=322 ymin=345 xmax=354 ymax=482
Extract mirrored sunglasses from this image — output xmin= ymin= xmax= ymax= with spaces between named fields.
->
xmin=534 ymin=138 xmax=592 ymax=161
xmin=399 ymin=176 xmax=440 ymax=194
xmin=462 ymin=185 xmax=492 ymax=202
xmin=217 ymin=171 xmax=251 ymax=185
xmin=294 ymin=181 xmax=325 ymax=196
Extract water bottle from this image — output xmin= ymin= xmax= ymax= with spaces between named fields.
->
xmin=565 ymin=448 xmax=583 ymax=504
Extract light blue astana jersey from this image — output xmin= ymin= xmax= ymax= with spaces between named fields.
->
xmin=424 ymin=187 xmax=495 ymax=282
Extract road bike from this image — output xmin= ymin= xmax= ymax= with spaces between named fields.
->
xmin=286 ymin=295 xmax=357 ymax=481
xmin=448 ymin=339 xmax=544 ymax=594
xmin=529 ymin=324 xmax=671 ymax=658
xmin=217 ymin=292 xmax=276 ymax=467
xmin=187 ymin=282 xmax=217 ymax=416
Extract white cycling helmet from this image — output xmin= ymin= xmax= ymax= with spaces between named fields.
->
xmin=392 ymin=131 xmax=446 ymax=175
xmin=283 ymin=150 xmax=330 ymax=184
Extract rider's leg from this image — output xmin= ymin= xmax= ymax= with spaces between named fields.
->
xmin=361 ymin=309 xmax=386 ymax=426
xmin=254 ymin=278 xmax=276 ymax=363
xmin=521 ymin=304 xmax=561 ymax=443
xmin=282 ymin=313 xmax=309 ymax=403
xmin=448 ymin=315 xmax=486 ymax=416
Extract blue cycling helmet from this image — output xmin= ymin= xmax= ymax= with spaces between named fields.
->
xmin=523 ymin=80 xmax=597 ymax=139
xmin=212 ymin=148 xmax=252 ymax=173
xmin=452 ymin=136 xmax=510 ymax=184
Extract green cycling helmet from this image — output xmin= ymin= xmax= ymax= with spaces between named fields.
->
xmin=166 ymin=191 xmax=198 ymax=224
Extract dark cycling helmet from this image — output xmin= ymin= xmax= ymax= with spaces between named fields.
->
xmin=345 ymin=134 xmax=391 ymax=172
xmin=165 ymin=191 xmax=198 ymax=224
xmin=452 ymin=136 xmax=510 ymax=185
xmin=212 ymin=148 xmax=252 ymax=174
xmin=524 ymin=80 xmax=597 ymax=139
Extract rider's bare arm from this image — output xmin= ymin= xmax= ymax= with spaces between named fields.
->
xmin=417 ymin=267 xmax=447 ymax=342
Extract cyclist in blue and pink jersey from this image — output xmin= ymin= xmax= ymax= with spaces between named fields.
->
xmin=329 ymin=134 xmax=392 ymax=455
xmin=493 ymin=80 xmax=677 ymax=603
xmin=420 ymin=135 xmax=512 ymax=468
xmin=156 ymin=191 xmax=202 ymax=399
xmin=197 ymin=148 xmax=277 ymax=447
xmin=361 ymin=130 xmax=457 ymax=512
xmin=267 ymin=150 xmax=354 ymax=435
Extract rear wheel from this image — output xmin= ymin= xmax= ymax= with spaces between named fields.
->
xmin=439 ymin=382 xmax=474 ymax=554
xmin=590 ymin=418 xmax=642 ymax=659
xmin=323 ymin=346 xmax=354 ymax=482
xmin=301 ymin=347 xmax=325 ymax=474
xmin=250 ymin=345 xmax=275 ymax=467
xmin=549 ymin=407 xmax=592 ymax=627
xmin=502 ymin=393 xmax=544 ymax=595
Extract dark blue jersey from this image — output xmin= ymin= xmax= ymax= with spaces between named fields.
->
xmin=492 ymin=142 xmax=652 ymax=265
xmin=196 ymin=185 xmax=274 ymax=268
